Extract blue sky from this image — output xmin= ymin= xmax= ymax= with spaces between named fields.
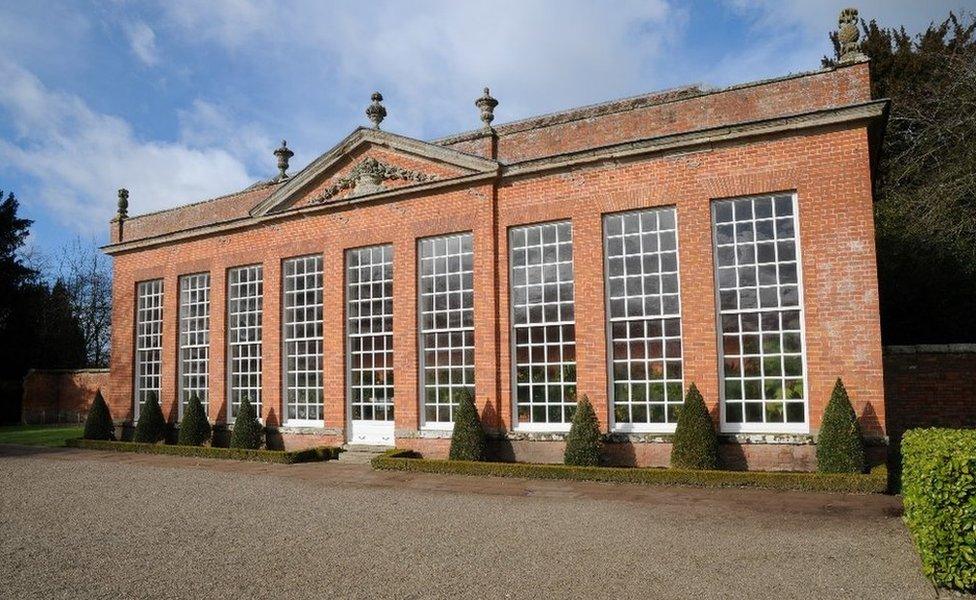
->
xmin=0 ymin=0 xmax=971 ymax=259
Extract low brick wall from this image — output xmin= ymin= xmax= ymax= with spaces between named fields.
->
xmin=21 ymin=369 xmax=109 ymax=424
xmin=884 ymin=345 xmax=976 ymax=441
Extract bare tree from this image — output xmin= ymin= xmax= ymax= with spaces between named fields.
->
xmin=54 ymin=236 xmax=112 ymax=367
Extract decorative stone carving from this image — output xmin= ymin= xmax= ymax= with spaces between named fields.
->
xmin=366 ymin=92 xmax=386 ymax=129
xmin=475 ymin=87 xmax=498 ymax=129
xmin=117 ymin=188 xmax=129 ymax=220
xmin=273 ymin=140 xmax=294 ymax=181
xmin=316 ymin=157 xmax=436 ymax=202
xmin=838 ymin=8 xmax=867 ymax=63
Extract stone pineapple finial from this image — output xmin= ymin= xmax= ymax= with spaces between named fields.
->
xmin=274 ymin=140 xmax=294 ymax=181
xmin=366 ymin=91 xmax=386 ymax=130
xmin=838 ymin=7 xmax=867 ymax=63
xmin=117 ymin=188 xmax=129 ymax=220
xmin=475 ymin=87 xmax=498 ymax=130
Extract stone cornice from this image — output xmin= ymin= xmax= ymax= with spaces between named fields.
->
xmin=103 ymin=100 xmax=887 ymax=255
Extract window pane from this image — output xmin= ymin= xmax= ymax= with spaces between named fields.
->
xmin=228 ymin=265 xmax=263 ymax=419
xmin=605 ymin=208 xmax=684 ymax=427
xmin=134 ymin=279 xmax=163 ymax=418
xmin=714 ymin=195 xmax=807 ymax=428
xmin=510 ymin=222 xmax=576 ymax=425
xmin=348 ymin=245 xmax=394 ymax=421
xmin=283 ymin=256 xmax=324 ymax=423
xmin=419 ymin=233 xmax=474 ymax=425
xmin=179 ymin=273 xmax=209 ymax=417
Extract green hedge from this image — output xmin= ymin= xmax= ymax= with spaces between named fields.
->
xmin=371 ymin=450 xmax=887 ymax=494
xmin=901 ymin=428 xmax=976 ymax=593
xmin=66 ymin=438 xmax=340 ymax=464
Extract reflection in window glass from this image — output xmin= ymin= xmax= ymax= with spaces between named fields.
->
xmin=347 ymin=245 xmax=394 ymax=421
xmin=510 ymin=221 xmax=577 ymax=426
xmin=604 ymin=208 xmax=683 ymax=428
xmin=283 ymin=255 xmax=323 ymax=423
xmin=419 ymin=233 xmax=474 ymax=426
xmin=713 ymin=194 xmax=807 ymax=427
xmin=179 ymin=273 xmax=209 ymax=416
xmin=228 ymin=265 xmax=263 ymax=419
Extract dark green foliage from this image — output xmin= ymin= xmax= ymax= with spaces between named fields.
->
xmin=816 ymin=379 xmax=865 ymax=473
xmin=67 ymin=438 xmax=340 ymax=464
xmin=448 ymin=389 xmax=485 ymax=461
xmin=563 ymin=395 xmax=602 ymax=466
xmin=37 ymin=279 xmax=87 ymax=369
xmin=825 ymin=14 xmax=976 ymax=343
xmin=230 ymin=397 xmax=263 ymax=450
xmin=177 ymin=395 xmax=211 ymax=446
xmin=373 ymin=450 xmax=888 ymax=494
xmin=82 ymin=389 xmax=114 ymax=440
xmin=133 ymin=392 xmax=166 ymax=443
xmin=670 ymin=384 xmax=718 ymax=470
xmin=901 ymin=429 xmax=976 ymax=592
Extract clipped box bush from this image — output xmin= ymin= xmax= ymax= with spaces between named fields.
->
xmin=901 ymin=428 xmax=976 ymax=593
xmin=670 ymin=383 xmax=718 ymax=470
xmin=564 ymin=395 xmax=601 ymax=466
xmin=133 ymin=392 xmax=166 ymax=443
xmin=67 ymin=438 xmax=340 ymax=464
xmin=177 ymin=395 xmax=212 ymax=446
xmin=83 ymin=390 xmax=114 ymax=441
xmin=449 ymin=389 xmax=485 ymax=461
xmin=817 ymin=379 xmax=865 ymax=473
xmin=230 ymin=397 xmax=263 ymax=450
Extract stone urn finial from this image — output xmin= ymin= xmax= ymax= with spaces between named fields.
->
xmin=366 ymin=91 xmax=386 ymax=130
xmin=117 ymin=188 xmax=129 ymax=220
xmin=475 ymin=87 xmax=498 ymax=130
xmin=273 ymin=140 xmax=294 ymax=181
xmin=838 ymin=8 xmax=867 ymax=63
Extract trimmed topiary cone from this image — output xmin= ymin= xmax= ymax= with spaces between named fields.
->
xmin=230 ymin=397 xmax=263 ymax=450
xmin=816 ymin=379 xmax=865 ymax=473
xmin=83 ymin=389 xmax=114 ymax=440
xmin=564 ymin=395 xmax=602 ymax=466
xmin=177 ymin=394 xmax=212 ymax=447
xmin=670 ymin=383 xmax=718 ymax=470
xmin=449 ymin=389 xmax=486 ymax=461
xmin=133 ymin=392 xmax=166 ymax=443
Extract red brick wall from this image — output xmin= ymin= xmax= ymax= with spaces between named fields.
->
xmin=884 ymin=347 xmax=976 ymax=440
xmin=21 ymin=369 xmax=109 ymax=424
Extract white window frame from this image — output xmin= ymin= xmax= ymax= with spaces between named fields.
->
xmin=418 ymin=232 xmax=475 ymax=430
xmin=712 ymin=192 xmax=810 ymax=434
xmin=346 ymin=245 xmax=395 ymax=425
xmin=134 ymin=279 xmax=163 ymax=420
xmin=603 ymin=207 xmax=685 ymax=434
xmin=178 ymin=273 xmax=210 ymax=420
xmin=509 ymin=220 xmax=577 ymax=433
xmin=227 ymin=264 xmax=263 ymax=421
xmin=282 ymin=255 xmax=324 ymax=427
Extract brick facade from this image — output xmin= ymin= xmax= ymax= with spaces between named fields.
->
xmin=104 ymin=61 xmax=891 ymax=470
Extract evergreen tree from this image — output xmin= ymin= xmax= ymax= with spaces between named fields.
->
xmin=177 ymin=395 xmax=211 ymax=446
xmin=825 ymin=14 xmax=976 ymax=343
xmin=83 ymin=390 xmax=114 ymax=440
xmin=37 ymin=279 xmax=87 ymax=368
xmin=230 ymin=397 xmax=263 ymax=449
xmin=670 ymin=383 xmax=718 ymax=470
xmin=564 ymin=395 xmax=602 ymax=466
xmin=133 ymin=392 xmax=167 ymax=443
xmin=448 ymin=389 xmax=485 ymax=461
xmin=817 ymin=379 xmax=866 ymax=473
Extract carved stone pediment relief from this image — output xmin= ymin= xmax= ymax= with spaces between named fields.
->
xmin=315 ymin=157 xmax=437 ymax=203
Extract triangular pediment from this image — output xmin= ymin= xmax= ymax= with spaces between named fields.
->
xmin=250 ymin=128 xmax=498 ymax=216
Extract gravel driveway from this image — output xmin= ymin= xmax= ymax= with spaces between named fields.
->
xmin=0 ymin=446 xmax=933 ymax=599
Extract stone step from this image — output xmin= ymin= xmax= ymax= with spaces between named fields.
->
xmin=338 ymin=445 xmax=394 ymax=464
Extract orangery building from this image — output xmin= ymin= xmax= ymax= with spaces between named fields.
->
xmin=103 ymin=19 xmax=889 ymax=470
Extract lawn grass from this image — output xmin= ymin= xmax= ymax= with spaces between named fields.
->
xmin=0 ymin=424 xmax=84 ymax=447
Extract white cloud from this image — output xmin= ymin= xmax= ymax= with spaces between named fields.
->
xmin=178 ymin=99 xmax=279 ymax=173
xmin=157 ymin=0 xmax=684 ymax=137
xmin=124 ymin=20 xmax=160 ymax=66
xmin=0 ymin=59 xmax=254 ymax=233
